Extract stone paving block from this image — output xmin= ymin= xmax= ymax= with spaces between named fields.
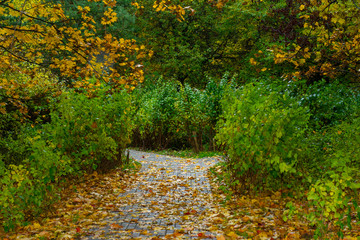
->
xmin=83 ymin=150 xmax=220 ymax=239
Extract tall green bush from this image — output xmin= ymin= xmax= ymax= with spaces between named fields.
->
xmin=0 ymin=87 xmax=134 ymax=231
xmin=216 ymin=81 xmax=310 ymax=192
xmin=132 ymin=80 xmax=182 ymax=149
xmin=45 ymin=89 xmax=133 ymax=171
xmin=176 ymin=84 xmax=209 ymax=152
xmin=305 ymin=115 xmax=360 ymax=238
xmin=132 ymin=76 xmax=230 ymax=151
xmin=215 ymin=79 xmax=360 ymax=238
xmin=299 ymin=80 xmax=360 ymax=130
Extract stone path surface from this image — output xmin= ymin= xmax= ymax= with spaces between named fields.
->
xmin=83 ymin=150 xmax=222 ymax=239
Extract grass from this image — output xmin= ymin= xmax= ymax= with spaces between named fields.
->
xmin=129 ymin=147 xmax=224 ymax=159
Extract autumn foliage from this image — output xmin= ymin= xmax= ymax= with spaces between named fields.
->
xmin=0 ymin=0 xmax=149 ymax=119
xmin=263 ymin=0 xmax=360 ymax=83
xmin=1 ymin=0 xmax=360 ymax=238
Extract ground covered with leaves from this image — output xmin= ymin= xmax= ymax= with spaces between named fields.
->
xmin=209 ymin=166 xmax=360 ymax=240
xmin=1 ymin=150 xmax=359 ymax=240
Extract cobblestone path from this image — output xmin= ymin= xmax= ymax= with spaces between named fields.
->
xmin=83 ymin=150 xmax=221 ymax=239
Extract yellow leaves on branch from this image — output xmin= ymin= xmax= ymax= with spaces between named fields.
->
xmin=131 ymin=1 xmax=144 ymax=9
xmin=152 ymin=0 xmax=185 ymax=21
xmin=153 ymin=0 xmax=166 ymax=11
xmin=271 ymin=0 xmax=360 ymax=82
xmin=249 ymin=58 xmax=258 ymax=66
xmin=0 ymin=0 xmax=147 ymax=91
xmin=0 ymin=71 xmax=61 ymax=117
xmin=101 ymin=8 xmax=118 ymax=25
xmin=0 ymin=0 xmax=149 ymax=117
xmin=103 ymin=0 xmax=117 ymax=7
xmin=168 ymin=5 xmax=185 ymax=22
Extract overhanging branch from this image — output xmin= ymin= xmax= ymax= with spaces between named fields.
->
xmin=352 ymin=0 xmax=360 ymax=9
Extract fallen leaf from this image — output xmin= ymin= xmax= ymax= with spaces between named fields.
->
xmin=227 ymin=231 xmax=238 ymax=239
xmin=217 ymin=235 xmax=226 ymax=240
xmin=38 ymin=231 xmax=50 ymax=238
xmin=110 ymin=223 xmax=123 ymax=229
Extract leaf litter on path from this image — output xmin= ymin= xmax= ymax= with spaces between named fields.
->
xmin=1 ymin=151 xmax=225 ymax=239
xmin=2 ymin=150 xmax=359 ymax=239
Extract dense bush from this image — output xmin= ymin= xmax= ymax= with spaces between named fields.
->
xmin=132 ymin=80 xmax=182 ymax=149
xmin=0 ymin=87 xmax=134 ymax=231
xmin=0 ymin=140 xmax=70 ymax=231
xmin=299 ymin=80 xmax=360 ymax=130
xmin=216 ymin=81 xmax=309 ymax=192
xmin=176 ymin=76 xmax=230 ymax=152
xmin=299 ymin=83 xmax=360 ymax=236
xmin=303 ymin=115 xmax=360 ymax=238
xmin=215 ymin=80 xmax=360 ymax=237
xmin=45 ymin=89 xmax=133 ymax=172
xmin=132 ymin=76 xmax=230 ymax=151
xmin=0 ymin=71 xmax=61 ymax=166
xmin=176 ymin=84 xmax=209 ymax=152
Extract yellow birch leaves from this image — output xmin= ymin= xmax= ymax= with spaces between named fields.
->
xmin=0 ymin=0 xmax=147 ymax=89
xmin=152 ymin=0 xmax=185 ymax=21
xmin=0 ymin=0 xmax=148 ymax=117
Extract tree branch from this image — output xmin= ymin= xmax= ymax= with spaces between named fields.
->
xmin=0 ymin=2 xmax=56 ymax=26
xmin=0 ymin=25 xmax=42 ymax=33
xmin=0 ymin=45 xmax=47 ymax=67
xmin=352 ymin=0 xmax=360 ymax=9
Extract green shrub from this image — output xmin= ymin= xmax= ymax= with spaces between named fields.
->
xmin=132 ymin=80 xmax=183 ymax=149
xmin=0 ymin=132 xmax=31 ymax=166
xmin=216 ymin=81 xmax=310 ymax=192
xmin=0 ymin=71 xmax=61 ymax=166
xmin=215 ymin=79 xmax=360 ymax=238
xmin=43 ymin=88 xmax=133 ymax=172
xmin=299 ymin=80 xmax=360 ymax=130
xmin=0 ymin=87 xmax=134 ymax=231
xmin=132 ymin=76 xmax=230 ymax=151
xmin=176 ymin=83 xmax=209 ymax=152
xmin=0 ymin=140 xmax=67 ymax=231
xmin=305 ymin=115 xmax=360 ymax=238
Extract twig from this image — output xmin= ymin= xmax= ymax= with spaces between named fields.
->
xmin=352 ymin=0 xmax=360 ymax=9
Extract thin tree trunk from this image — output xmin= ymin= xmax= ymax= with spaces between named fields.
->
xmin=193 ymin=131 xmax=199 ymax=153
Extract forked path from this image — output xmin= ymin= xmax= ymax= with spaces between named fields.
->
xmin=84 ymin=150 xmax=222 ymax=239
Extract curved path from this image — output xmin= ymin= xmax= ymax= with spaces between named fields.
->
xmin=83 ymin=150 xmax=222 ymax=239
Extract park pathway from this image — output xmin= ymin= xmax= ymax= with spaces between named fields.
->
xmin=83 ymin=150 xmax=222 ymax=239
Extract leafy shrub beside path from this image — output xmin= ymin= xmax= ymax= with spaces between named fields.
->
xmin=0 ymin=88 xmax=133 ymax=231
xmin=131 ymin=76 xmax=230 ymax=152
xmin=215 ymin=80 xmax=360 ymax=238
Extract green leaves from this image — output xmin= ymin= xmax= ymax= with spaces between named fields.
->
xmin=0 ymin=87 xmax=134 ymax=231
xmin=132 ymin=77 xmax=229 ymax=151
xmin=216 ymin=81 xmax=309 ymax=192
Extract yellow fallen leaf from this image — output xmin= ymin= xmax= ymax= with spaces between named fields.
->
xmin=227 ymin=231 xmax=238 ymax=239
xmin=217 ymin=235 xmax=226 ymax=240
xmin=59 ymin=234 xmax=73 ymax=240
xmin=32 ymin=222 xmax=41 ymax=229
xmin=212 ymin=217 xmax=224 ymax=224
xmin=258 ymin=232 xmax=268 ymax=239
xmin=141 ymin=230 xmax=149 ymax=235
xmin=209 ymin=225 xmax=218 ymax=231
xmin=343 ymin=237 xmax=358 ymax=240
